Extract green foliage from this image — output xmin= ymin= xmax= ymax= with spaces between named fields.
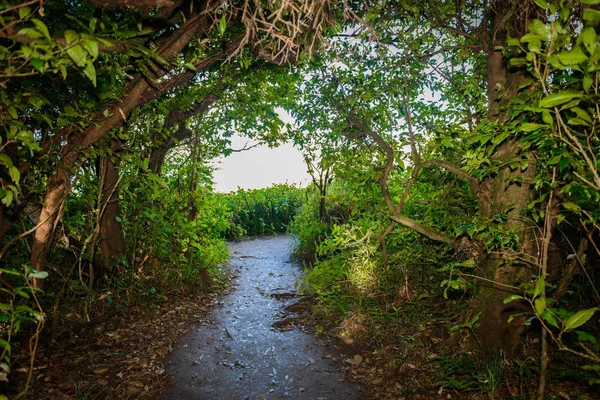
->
xmin=118 ymin=172 xmax=230 ymax=284
xmin=0 ymin=265 xmax=47 ymax=382
xmin=221 ymin=184 xmax=305 ymax=239
xmin=499 ymin=0 xmax=600 ymax=382
xmin=299 ymin=256 xmax=350 ymax=311
xmin=288 ymin=187 xmax=336 ymax=263
xmin=0 ymin=0 xmax=598 ymax=396
xmin=437 ymin=352 xmax=507 ymax=397
xmin=292 ymin=176 xmax=456 ymax=315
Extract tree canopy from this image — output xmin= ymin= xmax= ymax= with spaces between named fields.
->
xmin=1 ymin=0 xmax=599 ymax=397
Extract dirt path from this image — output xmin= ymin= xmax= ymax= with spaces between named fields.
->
xmin=160 ymin=235 xmax=365 ymax=399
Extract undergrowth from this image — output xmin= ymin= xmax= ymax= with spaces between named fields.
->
xmin=221 ymin=183 xmax=305 ymax=239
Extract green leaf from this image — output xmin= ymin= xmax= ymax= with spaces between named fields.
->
xmin=581 ymin=0 xmax=600 ymax=4
xmin=493 ymin=131 xmax=511 ymax=144
xmin=0 ymin=339 xmax=11 ymax=355
xmin=82 ymin=39 xmax=99 ymax=60
xmin=558 ymin=7 xmax=570 ymax=21
xmin=521 ymin=123 xmax=547 ymax=132
xmin=534 ymin=297 xmax=546 ymax=315
xmin=1 ymin=191 xmax=13 ymax=206
xmin=59 ymin=64 xmax=67 ymax=79
xmin=507 ymin=37 xmax=521 ymax=46
xmin=67 ymin=44 xmax=87 ymax=67
xmin=509 ymin=57 xmax=527 ymax=67
xmin=548 ymin=154 xmax=562 ymax=165
xmin=541 ymin=310 xmax=559 ymax=328
xmin=539 ymin=92 xmax=583 ymax=108
xmin=572 ymin=107 xmax=593 ymax=123
xmin=577 ymin=330 xmax=597 ymax=345
xmin=581 ymin=27 xmax=597 ymax=54
xmin=9 ymin=167 xmax=20 ymax=184
xmin=520 ymin=34 xmax=542 ymax=53
xmin=528 ymin=19 xmax=550 ymax=38
xmin=31 ymin=19 xmax=50 ymax=41
xmin=559 ymin=156 xmax=569 ymax=171
xmin=64 ymin=30 xmax=78 ymax=45
xmin=460 ymin=258 xmax=476 ymax=268
xmin=583 ymin=76 xmax=593 ymax=93
xmin=0 ymin=268 xmax=22 ymax=277
xmin=83 ymin=61 xmax=97 ymax=86
xmin=0 ymin=154 xmax=13 ymax=168
xmin=583 ymin=9 xmax=600 ymax=23
xmin=520 ymin=34 xmax=542 ymax=44
xmin=17 ymin=27 xmax=43 ymax=39
xmin=557 ymin=48 xmax=588 ymax=65
xmin=562 ymin=202 xmax=581 ymax=214
xmin=541 ymin=111 xmax=553 ymax=125
xmin=7 ymin=106 xmax=18 ymax=120
xmin=564 ymin=308 xmax=599 ymax=331
xmin=218 ymin=15 xmax=227 ymax=36
xmin=15 ymin=287 xmax=30 ymax=299
xmin=533 ymin=274 xmax=546 ymax=298
xmin=504 ymin=294 xmax=524 ymax=304
xmin=567 ymin=117 xmax=591 ymax=126
xmin=30 ymin=57 xmax=44 ymax=72
xmin=19 ymin=6 xmax=32 ymax=19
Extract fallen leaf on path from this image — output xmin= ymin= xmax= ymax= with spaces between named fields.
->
xmin=93 ymin=367 xmax=109 ymax=374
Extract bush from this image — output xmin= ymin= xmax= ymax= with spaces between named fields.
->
xmin=221 ymin=184 xmax=305 ymax=239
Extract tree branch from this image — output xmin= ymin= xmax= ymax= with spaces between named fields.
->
xmin=390 ymin=214 xmax=456 ymax=245
xmin=165 ymin=94 xmax=219 ymax=128
xmin=420 ymin=159 xmax=481 ymax=192
xmin=346 ymin=112 xmax=456 ymax=246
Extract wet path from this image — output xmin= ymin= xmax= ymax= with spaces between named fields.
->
xmin=161 ymin=235 xmax=364 ymax=399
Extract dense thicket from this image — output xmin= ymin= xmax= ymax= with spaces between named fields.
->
xmin=222 ymin=184 xmax=304 ymax=239
xmin=287 ymin=0 xmax=600 ymax=396
xmin=0 ymin=0 xmax=335 ymax=394
xmin=0 ymin=0 xmax=599 ymax=398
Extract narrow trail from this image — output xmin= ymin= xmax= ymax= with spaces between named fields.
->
xmin=160 ymin=235 xmax=364 ymax=399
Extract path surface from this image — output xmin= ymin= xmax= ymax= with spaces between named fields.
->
xmin=161 ymin=235 xmax=364 ymax=399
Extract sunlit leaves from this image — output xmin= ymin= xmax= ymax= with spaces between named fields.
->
xmin=539 ymin=92 xmax=584 ymax=108
xmin=528 ymin=19 xmax=551 ymax=39
xmin=583 ymin=8 xmax=600 ymax=23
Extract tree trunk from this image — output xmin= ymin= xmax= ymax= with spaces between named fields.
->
xmin=30 ymin=147 xmax=78 ymax=281
xmin=188 ymin=136 xmax=199 ymax=221
xmin=475 ymin=0 xmax=540 ymax=356
xmin=149 ymin=94 xmax=218 ymax=175
xmin=28 ymin=16 xmax=227 ymax=276
xmin=29 ymin=76 xmax=150 ymax=278
xmin=99 ymin=142 xmax=126 ymax=273
xmin=0 ymin=206 xmax=8 ymax=249
xmin=148 ymin=138 xmax=172 ymax=175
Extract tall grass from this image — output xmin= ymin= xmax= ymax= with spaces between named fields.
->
xmin=221 ymin=183 xmax=305 ymax=239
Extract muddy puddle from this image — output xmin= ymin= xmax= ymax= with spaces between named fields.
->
xmin=160 ymin=235 xmax=364 ymax=399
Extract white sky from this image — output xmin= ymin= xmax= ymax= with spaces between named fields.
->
xmin=212 ymin=134 xmax=310 ymax=193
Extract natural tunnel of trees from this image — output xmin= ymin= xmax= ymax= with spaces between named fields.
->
xmin=1 ymin=0 xmax=599 ymax=398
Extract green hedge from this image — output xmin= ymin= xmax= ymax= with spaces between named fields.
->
xmin=221 ymin=184 xmax=305 ymax=239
